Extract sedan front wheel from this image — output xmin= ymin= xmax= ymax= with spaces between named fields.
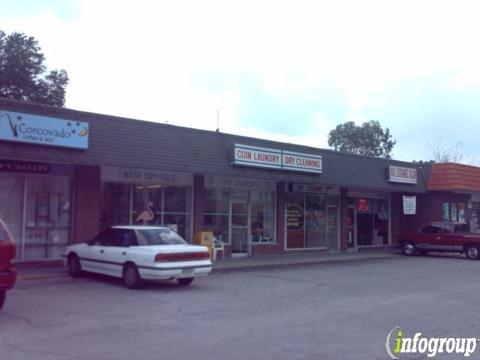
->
xmin=68 ymin=254 xmax=83 ymax=278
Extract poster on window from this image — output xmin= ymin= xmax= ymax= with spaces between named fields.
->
xmin=286 ymin=202 xmax=304 ymax=229
xmin=402 ymin=196 xmax=416 ymax=215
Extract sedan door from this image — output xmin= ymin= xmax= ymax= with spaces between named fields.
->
xmin=101 ymin=229 xmax=138 ymax=278
xmin=80 ymin=229 xmax=112 ymax=274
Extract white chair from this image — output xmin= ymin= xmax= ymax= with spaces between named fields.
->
xmin=213 ymin=236 xmax=225 ymax=261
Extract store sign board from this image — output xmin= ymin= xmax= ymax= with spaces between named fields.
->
xmin=282 ymin=151 xmax=323 ymax=173
xmin=0 ymin=159 xmax=49 ymax=174
xmin=205 ymin=175 xmax=276 ymax=191
xmin=0 ymin=110 xmax=89 ymax=149
xmin=233 ymin=144 xmax=282 ymax=169
xmin=348 ymin=189 xmax=390 ymax=199
xmin=101 ymin=166 xmax=193 ymax=186
xmin=388 ymin=165 xmax=417 ymax=184
xmin=288 ymin=182 xmax=324 ymax=193
xmin=403 ymin=195 xmax=416 ymax=215
xmin=233 ymin=144 xmax=322 ymax=174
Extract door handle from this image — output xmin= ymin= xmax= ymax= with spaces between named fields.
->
xmin=436 ymin=236 xmax=441 ymax=240
xmin=122 ymin=252 xmax=126 ymax=255
xmin=100 ymin=249 xmax=104 ymax=253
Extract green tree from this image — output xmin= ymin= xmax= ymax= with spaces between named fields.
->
xmin=0 ymin=30 xmax=68 ymax=106
xmin=328 ymin=120 xmax=396 ymax=158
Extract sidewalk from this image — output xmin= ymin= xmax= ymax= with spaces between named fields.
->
xmin=15 ymin=249 xmax=401 ymax=281
xmin=213 ymin=249 xmax=399 ymax=272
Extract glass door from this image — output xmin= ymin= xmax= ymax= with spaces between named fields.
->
xmin=230 ymin=201 xmax=250 ymax=257
xmin=24 ymin=176 xmax=72 ymax=260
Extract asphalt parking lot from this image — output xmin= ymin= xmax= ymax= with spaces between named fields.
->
xmin=1 ymin=254 xmax=480 ymax=360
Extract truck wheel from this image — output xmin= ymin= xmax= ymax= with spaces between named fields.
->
xmin=465 ymin=245 xmax=480 ymax=260
xmin=401 ymin=242 xmax=416 ymax=256
xmin=0 ymin=290 xmax=6 ymax=310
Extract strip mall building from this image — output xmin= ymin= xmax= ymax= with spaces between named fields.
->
xmin=1 ymin=98 xmax=479 ymax=262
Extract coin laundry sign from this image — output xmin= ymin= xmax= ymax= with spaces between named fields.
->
xmin=0 ymin=110 xmax=89 ymax=149
xmin=233 ymin=144 xmax=322 ymax=174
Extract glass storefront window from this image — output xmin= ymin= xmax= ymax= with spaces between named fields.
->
xmin=458 ymin=203 xmax=466 ymax=223
xmin=0 ymin=174 xmax=72 ymax=260
xmin=204 ymin=214 xmax=229 ymax=243
xmin=250 ymin=190 xmax=275 ymax=243
xmin=286 ymin=193 xmax=337 ymax=250
xmin=204 ymin=188 xmax=230 ymax=242
xmin=442 ymin=202 xmax=450 ymax=222
xmin=470 ymin=203 xmax=480 ymax=233
xmin=286 ymin=195 xmax=305 ymax=249
xmin=305 ymin=195 xmax=326 ymax=248
xmin=451 ymin=203 xmax=458 ymax=222
xmin=25 ymin=176 xmax=72 ymax=260
xmin=133 ymin=185 xmax=162 ymax=224
xmin=442 ymin=201 xmax=467 ymax=224
xmin=101 ymin=183 xmax=192 ymax=242
xmin=0 ymin=175 xmax=25 ymax=258
xmin=101 ymin=183 xmax=130 ymax=226
xmin=164 ymin=187 xmax=187 ymax=212
xmin=203 ymin=187 xmax=276 ymax=245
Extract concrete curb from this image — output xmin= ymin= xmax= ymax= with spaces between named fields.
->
xmin=212 ymin=253 xmax=399 ymax=274
xmin=18 ymin=273 xmax=68 ymax=281
xmin=16 ymin=252 xmax=401 ymax=281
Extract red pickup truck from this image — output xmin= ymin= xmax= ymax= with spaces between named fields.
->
xmin=0 ymin=219 xmax=17 ymax=310
xmin=398 ymin=222 xmax=480 ymax=260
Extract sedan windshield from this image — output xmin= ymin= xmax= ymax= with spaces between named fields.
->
xmin=136 ymin=228 xmax=188 ymax=245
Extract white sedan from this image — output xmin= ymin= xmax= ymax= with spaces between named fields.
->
xmin=63 ymin=226 xmax=212 ymax=289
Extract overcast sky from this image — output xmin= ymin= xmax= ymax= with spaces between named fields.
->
xmin=1 ymin=0 xmax=479 ymax=163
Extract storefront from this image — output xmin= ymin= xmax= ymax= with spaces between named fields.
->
xmin=285 ymin=183 xmax=339 ymax=251
xmin=0 ymin=161 xmax=74 ymax=260
xmin=346 ymin=189 xmax=391 ymax=249
xmin=0 ymin=98 xmax=431 ymax=262
xmin=100 ymin=166 xmax=194 ymax=241
xmin=203 ymin=175 xmax=276 ymax=257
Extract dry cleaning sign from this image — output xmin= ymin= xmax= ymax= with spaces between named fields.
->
xmin=0 ymin=110 xmax=89 ymax=149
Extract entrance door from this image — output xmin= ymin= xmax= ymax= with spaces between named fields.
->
xmin=230 ymin=201 xmax=250 ymax=257
xmin=357 ymin=213 xmax=373 ymax=246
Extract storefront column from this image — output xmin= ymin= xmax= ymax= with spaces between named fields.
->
xmin=276 ymin=181 xmax=285 ymax=249
xmin=340 ymin=187 xmax=348 ymax=251
xmin=193 ymin=174 xmax=205 ymax=237
xmin=391 ymin=193 xmax=401 ymax=245
xmin=73 ymin=165 xmax=101 ymax=244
